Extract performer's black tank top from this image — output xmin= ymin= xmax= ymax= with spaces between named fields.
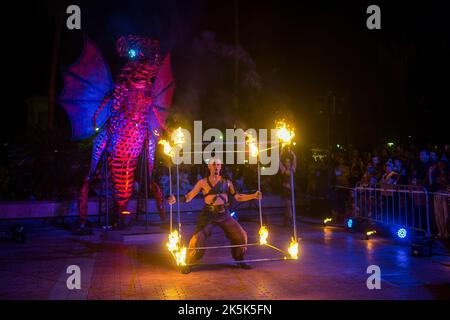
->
xmin=203 ymin=177 xmax=234 ymax=206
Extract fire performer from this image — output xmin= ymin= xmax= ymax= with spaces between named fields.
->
xmin=279 ymin=148 xmax=297 ymax=227
xmin=168 ymin=158 xmax=262 ymax=274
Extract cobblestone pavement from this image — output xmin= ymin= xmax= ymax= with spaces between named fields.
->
xmin=0 ymin=211 xmax=449 ymax=300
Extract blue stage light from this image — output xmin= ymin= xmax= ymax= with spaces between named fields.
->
xmin=128 ymin=49 xmax=137 ymax=58
xmin=347 ymin=218 xmax=353 ymax=228
xmin=397 ymin=228 xmax=407 ymax=239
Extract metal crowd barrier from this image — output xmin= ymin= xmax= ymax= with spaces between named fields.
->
xmin=353 ymin=183 xmax=431 ymax=237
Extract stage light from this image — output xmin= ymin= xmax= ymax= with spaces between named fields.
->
xmin=323 ymin=217 xmax=332 ymax=226
xmin=397 ymin=228 xmax=407 ymax=239
xmin=128 ymin=49 xmax=137 ymax=58
xmin=387 ymin=142 xmax=394 ymax=147
xmin=336 ymin=144 xmax=341 ymax=149
xmin=121 ymin=211 xmax=131 ymax=215
xmin=95 ymin=127 xmax=99 ymax=132
xmin=366 ymin=230 xmax=376 ymax=240
xmin=347 ymin=218 xmax=353 ymax=228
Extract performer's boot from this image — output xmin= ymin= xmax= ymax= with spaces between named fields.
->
xmin=236 ymin=262 xmax=252 ymax=269
xmin=181 ymin=265 xmax=192 ymax=274
xmin=235 ymin=254 xmax=251 ymax=269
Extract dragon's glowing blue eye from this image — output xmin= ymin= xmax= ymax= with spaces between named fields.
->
xmin=128 ymin=49 xmax=137 ymax=58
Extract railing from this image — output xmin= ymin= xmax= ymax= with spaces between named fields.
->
xmin=353 ymin=183 xmax=431 ymax=237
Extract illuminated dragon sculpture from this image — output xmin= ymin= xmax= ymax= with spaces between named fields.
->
xmin=59 ymin=35 xmax=175 ymax=228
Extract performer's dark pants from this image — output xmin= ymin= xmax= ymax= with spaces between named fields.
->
xmin=187 ymin=206 xmax=247 ymax=264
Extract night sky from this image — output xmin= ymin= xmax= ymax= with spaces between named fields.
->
xmin=3 ymin=0 xmax=449 ymax=149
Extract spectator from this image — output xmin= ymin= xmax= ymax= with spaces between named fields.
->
xmin=380 ymin=161 xmax=399 ymax=185
xmin=362 ymin=162 xmax=378 ymax=185
xmin=411 ymin=149 xmax=433 ymax=186
xmin=331 ymin=156 xmax=350 ymax=221
xmin=334 ymin=156 xmax=350 ymax=187
xmin=394 ymin=159 xmax=408 ymax=184
xmin=371 ymin=156 xmax=382 ymax=181
xmin=350 ymin=156 xmax=365 ymax=186
xmin=428 ymin=160 xmax=449 ymax=240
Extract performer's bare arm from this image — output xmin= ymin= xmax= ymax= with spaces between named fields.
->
xmin=168 ymin=179 xmax=261 ymax=204
xmin=279 ymin=160 xmax=287 ymax=174
xmin=291 ymin=151 xmax=297 ymax=172
xmin=184 ymin=179 xmax=204 ymax=202
xmin=168 ymin=179 xmax=203 ymax=204
xmin=280 ymin=149 xmax=297 ymax=174
xmin=229 ymin=181 xmax=262 ymax=202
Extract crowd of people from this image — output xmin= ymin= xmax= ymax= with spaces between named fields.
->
xmin=306 ymin=143 xmax=450 ymax=192
xmin=304 ymin=143 xmax=449 ymax=240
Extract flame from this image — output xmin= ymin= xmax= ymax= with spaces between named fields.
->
xmin=173 ymin=127 xmax=185 ymax=146
xmin=159 ymin=139 xmax=174 ymax=157
xmin=166 ymin=230 xmax=187 ymax=266
xmin=167 ymin=230 xmax=181 ymax=252
xmin=175 ymin=247 xmax=187 ymax=266
xmin=323 ymin=217 xmax=332 ymax=224
xmin=246 ymin=133 xmax=259 ymax=157
xmin=259 ymin=225 xmax=269 ymax=245
xmin=275 ymin=119 xmax=295 ymax=147
xmin=249 ymin=143 xmax=259 ymax=157
xmin=288 ymin=237 xmax=299 ymax=259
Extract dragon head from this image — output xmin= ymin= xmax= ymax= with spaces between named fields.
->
xmin=116 ymin=35 xmax=162 ymax=88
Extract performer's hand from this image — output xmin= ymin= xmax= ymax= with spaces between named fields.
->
xmin=254 ymin=191 xmax=262 ymax=200
xmin=167 ymin=195 xmax=176 ymax=205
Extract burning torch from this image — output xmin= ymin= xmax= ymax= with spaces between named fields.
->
xmin=275 ymin=119 xmax=299 ymax=257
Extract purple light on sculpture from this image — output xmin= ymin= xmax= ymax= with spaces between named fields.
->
xmin=59 ymin=35 xmax=175 ymax=226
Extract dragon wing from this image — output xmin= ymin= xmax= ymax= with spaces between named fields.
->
xmin=150 ymin=53 xmax=175 ymax=134
xmin=58 ymin=36 xmax=114 ymax=140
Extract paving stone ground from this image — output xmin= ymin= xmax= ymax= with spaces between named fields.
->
xmin=0 ymin=209 xmax=449 ymax=300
